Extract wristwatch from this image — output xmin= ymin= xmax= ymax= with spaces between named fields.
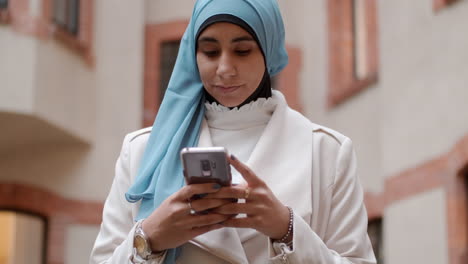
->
xmin=133 ymin=220 xmax=165 ymax=261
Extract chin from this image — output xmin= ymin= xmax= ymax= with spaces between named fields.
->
xmin=218 ymin=99 xmax=242 ymax=108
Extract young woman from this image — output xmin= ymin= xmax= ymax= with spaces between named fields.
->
xmin=90 ymin=0 xmax=376 ymax=263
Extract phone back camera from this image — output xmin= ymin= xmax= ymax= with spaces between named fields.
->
xmin=201 ymin=160 xmax=212 ymax=177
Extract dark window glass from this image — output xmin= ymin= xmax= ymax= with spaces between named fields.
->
xmin=159 ymin=40 xmax=181 ymax=102
xmin=464 ymin=166 xmax=468 ymax=253
xmin=53 ymin=0 xmax=80 ymax=36
xmin=368 ymin=218 xmax=384 ymax=264
xmin=0 ymin=0 xmax=8 ymax=9
xmin=67 ymin=0 xmax=80 ymax=35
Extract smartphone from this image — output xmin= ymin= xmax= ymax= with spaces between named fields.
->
xmin=180 ymin=147 xmax=232 ymax=187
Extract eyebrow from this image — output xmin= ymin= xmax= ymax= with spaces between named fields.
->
xmin=197 ymin=36 xmax=255 ymax=44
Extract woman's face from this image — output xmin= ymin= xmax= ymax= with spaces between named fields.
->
xmin=196 ymin=22 xmax=266 ymax=107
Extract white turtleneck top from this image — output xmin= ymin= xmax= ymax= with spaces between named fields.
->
xmin=204 ymin=95 xmax=278 ymax=185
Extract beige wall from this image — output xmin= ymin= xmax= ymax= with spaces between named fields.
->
xmin=379 ymin=0 xmax=468 ymax=178
xmin=385 ymin=188 xmax=448 ymax=264
xmin=0 ymin=28 xmax=36 ymax=114
xmin=65 ymin=224 xmax=100 ymax=264
xmin=35 ymin=40 xmax=96 ymax=143
xmin=146 ymin=0 xmax=194 ymax=23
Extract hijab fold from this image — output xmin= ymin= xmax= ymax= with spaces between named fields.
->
xmin=125 ymin=0 xmax=288 ymax=262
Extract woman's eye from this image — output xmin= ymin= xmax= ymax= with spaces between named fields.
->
xmin=236 ymin=50 xmax=251 ymax=56
xmin=202 ymin=50 xmax=219 ymax=57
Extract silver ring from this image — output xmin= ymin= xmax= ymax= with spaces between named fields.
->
xmin=188 ymin=200 xmax=196 ymax=215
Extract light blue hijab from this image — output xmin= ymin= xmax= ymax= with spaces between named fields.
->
xmin=125 ymin=0 xmax=288 ymax=262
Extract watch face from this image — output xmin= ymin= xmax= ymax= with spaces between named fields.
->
xmin=134 ymin=235 xmax=147 ymax=255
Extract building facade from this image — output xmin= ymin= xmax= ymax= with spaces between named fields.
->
xmin=1 ymin=0 xmax=467 ymax=263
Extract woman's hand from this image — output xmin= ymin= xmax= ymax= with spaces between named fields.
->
xmin=142 ymin=183 xmax=233 ymax=252
xmin=205 ymin=155 xmax=292 ymax=241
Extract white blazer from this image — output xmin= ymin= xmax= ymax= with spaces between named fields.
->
xmin=90 ymin=95 xmax=376 ymax=264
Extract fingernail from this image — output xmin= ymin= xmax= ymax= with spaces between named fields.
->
xmin=213 ymin=183 xmax=221 ymax=189
xmin=198 ymin=193 xmax=207 ymax=198
xmin=230 ymin=154 xmax=237 ymax=161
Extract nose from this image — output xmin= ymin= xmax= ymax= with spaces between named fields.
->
xmin=216 ymin=53 xmax=237 ymax=78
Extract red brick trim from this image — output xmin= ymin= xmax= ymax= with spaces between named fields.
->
xmin=277 ymin=45 xmax=302 ymax=112
xmin=364 ymin=191 xmax=385 ymax=221
xmin=5 ymin=0 xmax=42 ymax=36
xmin=0 ymin=182 xmax=103 ymax=264
xmin=434 ymin=0 xmax=460 ymax=12
xmin=327 ymin=0 xmax=379 ymax=108
xmin=0 ymin=7 xmax=10 ymax=24
xmin=143 ymin=21 xmax=304 ymax=127
xmin=384 ymin=154 xmax=450 ymax=206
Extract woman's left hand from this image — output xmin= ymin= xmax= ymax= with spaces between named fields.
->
xmin=204 ymin=155 xmax=291 ymax=240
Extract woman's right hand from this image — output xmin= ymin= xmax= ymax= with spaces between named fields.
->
xmin=142 ymin=183 xmax=232 ymax=252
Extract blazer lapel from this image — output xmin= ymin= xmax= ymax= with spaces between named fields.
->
xmin=239 ymin=92 xmax=314 ymax=242
xmin=191 ymin=119 xmax=249 ymax=264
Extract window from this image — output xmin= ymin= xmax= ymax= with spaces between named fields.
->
xmin=327 ymin=0 xmax=378 ymax=107
xmin=434 ymin=0 xmax=461 ymax=11
xmin=0 ymin=0 xmax=7 ymax=9
xmin=159 ymin=40 xmax=181 ymax=102
xmin=0 ymin=0 xmax=9 ymax=23
xmin=0 ymin=211 xmax=47 ymax=264
xmin=53 ymin=0 xmax=80 ymax=36
xmin=49 ymin=0 xmax=94 ymax=65
xmin=368 ymin=218 xmax=384 ymax=263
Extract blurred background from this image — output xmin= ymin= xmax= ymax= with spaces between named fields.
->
xmin=1 ymin=0 xmax=467 ymax=263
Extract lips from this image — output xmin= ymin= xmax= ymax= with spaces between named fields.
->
xmin=213 ymin=84 xmax=242 ymax=93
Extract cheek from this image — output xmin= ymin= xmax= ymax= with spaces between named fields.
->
xmin=197 ymin=57 xmax=213 ymax=84
xmin=245 ymin=58 xmax=265 ymax=88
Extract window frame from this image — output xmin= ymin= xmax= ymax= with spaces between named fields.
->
xmin=0 ymin=0 xmax=10 ymax=24
xmin=44 ymin=0 xmax=94 ymax=66
xmin=434 ymin=0 xmax=461 ymax=12
xmin=446 ymin=162 xmax=468 ymax=264
xmin=0 ymin=183 xmax=103 ymax=264
xmin=0 ymin=209 xmax=48 ymax=264
xmin=327 ymin=0 xmax=379 ymax=108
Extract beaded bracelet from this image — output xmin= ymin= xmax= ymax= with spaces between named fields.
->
xmin=276 ymin=206 xmax=294 ymax=243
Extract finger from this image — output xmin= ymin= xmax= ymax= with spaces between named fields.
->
xmin=228 ymin=155 xmax=263 ymax=186
xmin=178 ymin=183 xmax=222 ymax=201
xmin=188 ymin=213 xmax=230 ymax=228
xmin=211 ymin=202 xmax=255 ymax=215
xmin=203 ymin=186 xmax=248 ymax=200
xmin=190 ymin=198 xmax=234 ymax=212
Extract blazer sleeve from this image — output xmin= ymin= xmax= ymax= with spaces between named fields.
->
xmin=89 ymin=135 xmax=166 ymax=264
xmin=268 ymin=137 xmax=376 ymax=264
